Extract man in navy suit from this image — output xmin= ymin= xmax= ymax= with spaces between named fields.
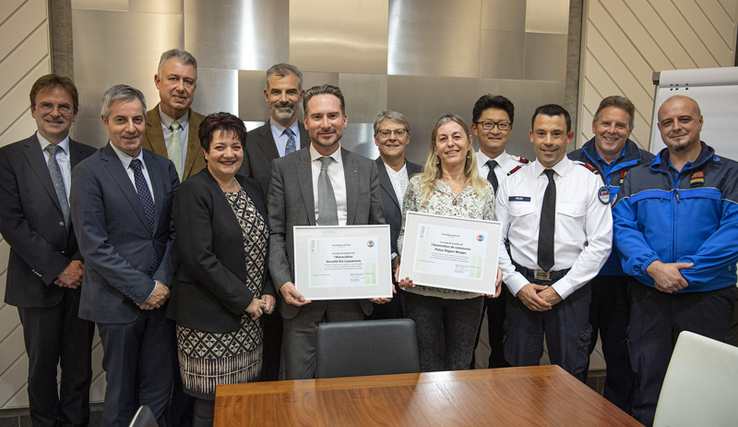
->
xmin=0 ymin=74 xmax=96 ymax=427
xmin=369 ymin=110 xmax=422 ymax=320
xmin=71 ymin=84 xmax=179 ymax=427
xmin=239 ymin=63 xmax=309 ymax=381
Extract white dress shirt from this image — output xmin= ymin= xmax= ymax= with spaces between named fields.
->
xmin=158 ymin=105 xmax=189 ymax=173
xmin=270 ymin=119 xmax=302 ymax=157
xmin=476 ymin=150 xmax=529 ymax=189
xmin=384 ymin=161 xmax=409 ymax=204
xmin=109 ymin=143 xmax=155 ymax=202
xmin=495 ymin=156 xmax=612 ymax=299
xmin=309 ymin=144 xmax=347 ymax=226
xmin=38 ymin=132 xmax=71 ymax=197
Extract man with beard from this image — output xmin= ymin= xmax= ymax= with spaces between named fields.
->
xmin=240 ymin=63 xmax=310 ymax=194
xmin=267 ymin=84 xmax=386 ymax=380
xmin=613 ymin=95 xmax=738 ymax=426
xmin=239 ymin=63 xmax=309 ymax=381
xmin=142 ymin=49 xmax=206 ymax=182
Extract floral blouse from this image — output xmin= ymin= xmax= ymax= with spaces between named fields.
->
xmin=397 ymin=175 xmax=495 ymax=300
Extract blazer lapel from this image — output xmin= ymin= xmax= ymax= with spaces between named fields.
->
xmin=23 ymin=135 xmax=63 ymax=215
xmin=343 ymin=148 xmax=358 ymax=225
xmin=183 ymin=108 xmax=202 ymax=178
xmin=144 ymin=106 xmax=168 ymax=157
xmin=102 ymin=144 xmax=152 ymax=233
xmin=296 ymin=149 xmax=316 ymax=226
xmin=376 ymin=157 xmax=400 ymax=210
xmin=256 ymin=125 xmax=280 ymax=161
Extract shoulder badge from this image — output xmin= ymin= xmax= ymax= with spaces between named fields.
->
xmin=508 ymin=165 xmax=524 ymax=176
xmin=517 ymin=156 xmax=530 ymax=164
xmin=690 ymin=171 xmax=705 ymax=187
xmin=619 ymin=170 xmax=627 ymax=185
xmin=598 ymin=186 xmax=611 ymax=204
xmin=583 ymin=163 xmax=599 ymax=174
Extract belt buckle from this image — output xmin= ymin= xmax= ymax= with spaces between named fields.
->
xmin=534 ymin=269 xmax=551 ymax=281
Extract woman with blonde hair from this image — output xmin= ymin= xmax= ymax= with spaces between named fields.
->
xmin=397 ymin=114 xmax=502 ymax=372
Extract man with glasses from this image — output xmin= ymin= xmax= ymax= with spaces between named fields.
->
xmin=369 ymin=111 xmax=422 ymax=320
xmin=470 ymin=94 xmax=529 ymax=369
xmin=0 ymin=74 xmax=97 ymax=427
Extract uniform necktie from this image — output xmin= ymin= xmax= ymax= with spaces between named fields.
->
xmin=44 ymin=144 xmax=69 ymax=227
xmin=538 ymin=169 xmax=556 ymax=272
xmin=318 ymin=156 xmax=338 ymax=225
xmin=285 ymin=128 xmax=296 ymax=155
xmin=486 ymin=159 xmax=499 ymax=193
xmin=168 ymin=120 xmax=182 ymax=179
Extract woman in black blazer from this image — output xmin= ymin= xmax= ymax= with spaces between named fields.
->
xmin=169 ymin=112 xmax=275 ymax=423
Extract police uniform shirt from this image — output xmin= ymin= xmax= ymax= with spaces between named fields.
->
xmin=495 ymin=156 xmax=613 ymax=299
xmin=476 ymin=150 xmax=528 ymax=190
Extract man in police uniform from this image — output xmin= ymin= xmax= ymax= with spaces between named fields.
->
xmin=470 ymin=94 xmax=528 ymax=368
xmin=496 ymin=104 xmax=612 ymax=381
xmin=568 ymin=95 xmax=653 ymax=413
xmin=613 ymin=95 xmax=738 ymax=426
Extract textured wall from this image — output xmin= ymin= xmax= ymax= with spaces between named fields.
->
xmin=576 ymin=0 xmax=738 ymax=149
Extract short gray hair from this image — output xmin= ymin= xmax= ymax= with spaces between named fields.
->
xmin=303 ymin=84 xmax=345 ymax=116
xmin=157 ymin=49 xmax=198 ymax=77
xmin=101 ymin=84 xmax=146 ymax=120
xmin=373 ymin=110 xmax=410 ymax=135
xmin=265 ymin=63 xmax=303 ymax=91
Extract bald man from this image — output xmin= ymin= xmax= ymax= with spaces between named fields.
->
xmin=613 ymin=95 xmax=738 ymax=425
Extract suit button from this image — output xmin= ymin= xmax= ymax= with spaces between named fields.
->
xmin=59 ymin=222 xmax=65 ymax=227
xmin=61 ymin=250 xmax=66 ymax=254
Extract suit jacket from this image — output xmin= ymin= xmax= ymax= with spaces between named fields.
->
xmin=70 ymin=144 xmax=178 ymax=324
xmin=0 ymin=134 xmax=97 ymax=307
xmin=239 ymin=121 xmax=310 ymax=193
xmin=375 ymin=157 xmax=423 ymax=255
xmin=141 ymin=104 xmax=206 ymax=181
xmin=168 ymin=168 xmax=275 ymax=333
xmin=268 ymin=146 xmax=385 ymax=319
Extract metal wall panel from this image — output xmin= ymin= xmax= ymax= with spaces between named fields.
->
xmin=338 ymin=73 xmax=388 ymax=124
xmin=526 ymin=0 xmax=570 ymax=34
xmin=479 ymin=30 xmax=526 ymax=80
xmin=190 ymin=68 xmax=238 ymax=117
xmin=523 ymin=33 xmax=568 ymax=81
xmin=290 ymin=0 xmax=388 ymax=74
xmin=72 ymin=9 xmax=184 ymax=146
xmin=185 ymin=0 xmax=289 ymax=71
xmin=388 ymin=0 xmax=481 ymax=78
xmin=342 ymin=123 xmax=379 ymax=160
xmin=238 ymin=70 xmax=271 ymax=121
xmin=482 ymin=0 xmax=526 ymax=31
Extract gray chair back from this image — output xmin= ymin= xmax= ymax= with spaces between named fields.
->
xmin=315 ymin=318 xmax=420 ymax=379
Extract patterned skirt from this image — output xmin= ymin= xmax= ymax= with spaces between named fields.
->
xmin=176 ymin=315 xmax=263 ymax=399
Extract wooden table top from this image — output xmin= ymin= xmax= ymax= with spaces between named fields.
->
xmin=214 ymin=365 xmax=642 ymax=426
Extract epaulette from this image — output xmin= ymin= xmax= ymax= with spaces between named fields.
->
xmin=583 ymin=162 xmax=599 ymax=174
xmin=507 ymin=165 xmax=524 ymax=176
xmin=517 ymin=156 xmax=530 ymax=164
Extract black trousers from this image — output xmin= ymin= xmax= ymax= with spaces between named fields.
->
xmin=627 ymin=279 xmax=737 ymax=427
xmin=18 ymin=288 xmax=95 ymax=427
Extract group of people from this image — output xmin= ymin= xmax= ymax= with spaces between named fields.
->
xmin=0 ymin=47 xmax=735 ymax=427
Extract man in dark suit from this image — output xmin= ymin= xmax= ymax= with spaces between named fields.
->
xmin=0 ymin=74 xmax=96 ymax=427
xmin=239 ymin=63 xmax=309 ymax=193
xmin=142 ymin=49 xmax=206 ymax=182
xmin=239 ymin=63 xmax=308 ymax=381
xmin=268 ymin=84 xmax=386 ymax=380
xmin=71 ymin=84 xmax=179 ymax=427
xmin=369 ymin=110 xmax=422 ymax=320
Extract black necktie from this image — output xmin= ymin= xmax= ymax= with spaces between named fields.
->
xmin=538 ymin=169 xmax=556 ymax=272
xmin=485 ymin=159 xmax=499 ymax=193
xmin=130 ymin=159 xmax=155 ymax=233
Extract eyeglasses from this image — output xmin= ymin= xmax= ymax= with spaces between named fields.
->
xmin=475 ymin=120 xmax=511 ymax=131
xmin=35 ymin=102 xmax=74 ymax=116
xmin=377 ymin=128 xmax=407 ymax=138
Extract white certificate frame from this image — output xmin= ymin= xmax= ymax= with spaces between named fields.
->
xmin=398 ymin=211 xmax=501 ymax=294
xmin=293 ymin=224 xmax=392 ymax=300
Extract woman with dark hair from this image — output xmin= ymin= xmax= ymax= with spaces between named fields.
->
xmin=397 ymin=114 xmax=502 ymax=372
xmin=168 ymin=112 xmax=274 ymax=424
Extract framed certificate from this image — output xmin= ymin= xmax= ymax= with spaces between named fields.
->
xmin=293 ymin=224 xmax=393 ymax=300
xmin=398 ymin=211 xmax=501 ymax=294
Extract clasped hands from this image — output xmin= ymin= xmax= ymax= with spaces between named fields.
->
xmin=137 ymin=282 xmax=170 ymax=311
xmin=55 ymin=260 xmax=84 ymax=289
xmin=245 ymin=294 xmax=276 ymax=320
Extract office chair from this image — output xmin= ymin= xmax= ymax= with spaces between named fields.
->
xmin=129 ymin=405 xmax=158 ymax=427
xmin=315 ymin=318 xmax=420 ymax=379
xmin=653 ymin=330 xmax=738 ymax=427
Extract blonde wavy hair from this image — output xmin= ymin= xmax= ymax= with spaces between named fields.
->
xmin=416 ymin=114 xmax=489 ymax=203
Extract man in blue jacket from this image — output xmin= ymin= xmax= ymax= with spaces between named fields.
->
xmin=568 ymin=95 xmax=653 ymax=414
xmin=613 ymin=94 xmax=738 ymax=426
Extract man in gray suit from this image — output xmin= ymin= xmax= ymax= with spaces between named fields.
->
xmin=240 ymin=63 xmax=309 ymax=193
xmin=267 ymin=84 xmax=386 ymax=380
xmin=369 ymin=110 xmax=422 ymax=320
xmin=71 ymin=84 xmax=178 ymax=427
xmin=239 ymin=63 xmax=309 ymax=381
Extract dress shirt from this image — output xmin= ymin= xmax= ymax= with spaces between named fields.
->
xmin=109 ymin=143 xmax=155 ymax=202
xmin=384 ymin=161 xmax=410 ymax=205
xmin=476 ymin=150 xmax=528 ymax=192
xmin=310 ymin=144 xmax=347 ymax=226
xmin=158 ymin=104 xmax=189 ymax=173
xmin=270 ymin=119 xmax=302 ymax=157
xmin=495 ymin=156 xmax=612 ymax=299
xmin=38 ymin=132 xmax=71 ymax=197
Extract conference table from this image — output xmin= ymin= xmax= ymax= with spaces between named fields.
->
xmin=214 ymin=365 xmax=641 ymax=426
